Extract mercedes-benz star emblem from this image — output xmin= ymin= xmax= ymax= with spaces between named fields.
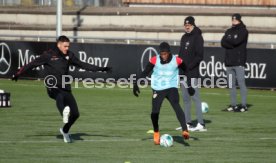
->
xmin=140 ymin=47 xmax=158 ymax=71
xmin=0 ymin=43 xmax=12 ymax=75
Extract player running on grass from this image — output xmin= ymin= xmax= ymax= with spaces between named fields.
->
xmin=133 ymin=42 xmax=195 ymax=145
xmin=12 ymin=35 xmax=111 ymax=143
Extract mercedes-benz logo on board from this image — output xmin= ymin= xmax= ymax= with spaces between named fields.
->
xmin=0 ymin=43 xmax=12 ymax=75
xmin=140 ymin=47 xmax=158 ymax=71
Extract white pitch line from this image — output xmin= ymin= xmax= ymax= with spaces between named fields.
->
xmin=259 ymin=138 xmax=276 ymax=140
xmin=0 ymin=137 xmax=274 ymax=144
xmin=0 ymin=138 xmax=141 ymax=144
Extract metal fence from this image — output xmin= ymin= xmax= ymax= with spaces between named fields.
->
xmin=0 ymin=34 xmax=275 ymax=50
xmin=0 ymin=0 xmax=123 ymax=7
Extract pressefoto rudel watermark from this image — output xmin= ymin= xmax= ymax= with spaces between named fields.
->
xmin=44 ymin=74 xmax=233 ymax=89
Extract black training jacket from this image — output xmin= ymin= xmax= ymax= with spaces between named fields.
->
xmin=16 ymin=47 xmax=105 ymax=91
xmin=221 ymin=22 xmax=248 ymax=67
xmin=178 ymin=26 xmax=204 ymax=78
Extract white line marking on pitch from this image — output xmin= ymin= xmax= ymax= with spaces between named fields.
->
xmin=0 ymin=138 xmax=141 ymax=144
xmin=259 ymin=138 xmax=276 ymax=140
xmin=0 ymin=137 xmax=275 ymax=144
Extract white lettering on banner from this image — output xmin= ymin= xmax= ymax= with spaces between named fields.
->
xmin=199 ymin=56 xmax=227 ymax=78
xmin=259 ymin=64 xmax=267 ymax=79
xmin=79 ymin=51 xmax=86 ymax=72
xmin=18 ymin=49 xmax=29 ymax=68
xmin=78 ymin=51 xmax=109 ymax=72
xmin=102 ymin=58 xmax=109 ymax=67
xmin=245 ymin=63 xmax=267 ymax=79
xmin=69 ymin=65 xmax=75 ymax=71
xmin=18 ymin=49 xmax=43 ymax=70
xmin=199 ymin=55 xmax=267 ymax=79
xmin=17 ymin=49 xmax=109 ymax=72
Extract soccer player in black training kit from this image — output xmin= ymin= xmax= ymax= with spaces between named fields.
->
xmin=133 ymin=42 xmax=195 ymax=145
xmin=12 ymin=36 xmax=111 ymax=143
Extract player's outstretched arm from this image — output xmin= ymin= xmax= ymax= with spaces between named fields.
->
xmin=133 ymin=61 xmax=154 ymax=97
xmin=11 ymin=52 xmax=51 ymax=82
xmin=70 ymin=52 xmax=112 ymax=73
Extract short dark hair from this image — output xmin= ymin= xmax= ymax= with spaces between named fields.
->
xmin=57 ymin=35 xmax=70 ymax=43
xmin=159 ymin=42 xmax=170 ymax=52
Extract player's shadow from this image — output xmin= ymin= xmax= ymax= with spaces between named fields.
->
xmin=245 ymin=103 xmax=253 ymax=109
xmin=172 ymin=136 xmax=191 ymax=146
xmin=56 ymin=133 xmax=122 ymax=141
xmin=25 ymin=132 xmax=122 ymax=141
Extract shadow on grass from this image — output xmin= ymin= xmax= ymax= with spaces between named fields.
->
xmin=26 ymin=133 xmax=122 ymax=141
xmin=56 ymin=133 xmax=122 ymax=140
xmin=172 ymin=136 xmax=191 ymax=147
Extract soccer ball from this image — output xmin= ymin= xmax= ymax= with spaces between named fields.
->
xmin=160 ymin=134 xmax=173 ymax=147
xmin=201 ymin=102 xmax=209 ymax=113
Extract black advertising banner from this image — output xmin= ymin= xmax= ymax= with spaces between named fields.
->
xmin=0 ymin=40 xmax=275 ymax=88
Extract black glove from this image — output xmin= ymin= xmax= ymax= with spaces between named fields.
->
xmin=133 ymin=83 xmax=140 ymax=97
xmin=11 ymin=74 xmax=19 ymax=82
xmin=101 ymin=67 xmax=112 ymax=73
xmin=188 ymin=87 xmax=195 ymax=96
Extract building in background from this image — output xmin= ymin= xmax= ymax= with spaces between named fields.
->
xmin=0 ymin=0 xmax=123 ymax=7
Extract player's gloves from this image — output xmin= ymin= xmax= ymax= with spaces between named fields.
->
xmin=188 ymin=87 xmax=195 ymax=96
xmin=11 ymin=74 xmax=19 ymax=82
xmin=133 ymin=83 xmax=140 ymax=97
xmin=101 ymin=67 xmax=112 ymax=73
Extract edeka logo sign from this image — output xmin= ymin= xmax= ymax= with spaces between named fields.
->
xmin=140 ymin=47 xmax=158 ymax=71
xmin=0 ymin=43 xmax=12 ymax=75
xmin=200 ymin=56 xmax=267 ymax=79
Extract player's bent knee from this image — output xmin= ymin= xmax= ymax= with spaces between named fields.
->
xmin=72 ymin=112 xmax=80 ymax=120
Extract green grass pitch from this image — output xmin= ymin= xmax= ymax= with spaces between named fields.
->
xmin=0 ymin=79 xmax=276 ymax=163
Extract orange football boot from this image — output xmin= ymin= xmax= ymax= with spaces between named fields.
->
xmin=153 ymin=131 xmax=160 ymax=145
xmin=182 ymin=130 xmax=190 ymax=140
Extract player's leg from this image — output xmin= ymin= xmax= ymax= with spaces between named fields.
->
xmin=191 ymin=78 xmax=206 ymax=131
xmin=62 ymin=92 xmax=80 ymax=134
xmin=180 ymin=81 xmax=192 ymax=125
xmin=53 ymin=89 xmax=70 ymax=123
xmin=47 ymin=88 xmax=72 ymax=143
xmin=151 ymin=90 xmax=166 ymax=144
xmin=166 ymin=88 xmax=189 ymax=139
xmin=47 ymin=88 xmax=65 ymax=116
xmin=235 ymin=66 xmax=248 ymax=112
xmin=225 ymin=67 xmax=237 ymax=111
xmin=151 ymin=90 xmax=166 ymax=132
xmin=58 ymin=92 xmax=79 ymax=143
